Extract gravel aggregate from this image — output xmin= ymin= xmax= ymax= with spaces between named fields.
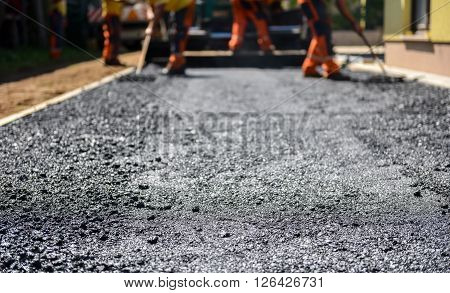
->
xmin=0 ymin=66 xmax=449 ymax=272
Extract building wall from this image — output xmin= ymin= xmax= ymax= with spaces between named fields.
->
xmin=384 ymin=0 xmax=450 ymax=41
xmin=384 ymin=0 xmax=450 ymax=76
xmin=429 ymin=0 xmax=450 ymax=42
xmin=385 ymin=42 xmax=450 ymax=76
xmin=384 ymin=0 xmax=411 ymax=39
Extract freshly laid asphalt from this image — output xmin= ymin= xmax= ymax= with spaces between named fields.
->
xmin=0 ymin=65 xmax=449 ymax=272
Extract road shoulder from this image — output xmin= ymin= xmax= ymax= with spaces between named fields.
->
xmin=0 ymin=52 xmax=140 ymax=122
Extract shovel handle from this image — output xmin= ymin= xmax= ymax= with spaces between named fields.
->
xmin=358 ymin=32 xmax=387 ymax=75
xmin=136 ymin=21 xmax=154 ymax=75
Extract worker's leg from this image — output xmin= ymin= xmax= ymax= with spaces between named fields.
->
xmin=228 ymin=0 xmax=248 ymax=51
xmin=110 ymin=15 xmax=122 ymax=63
xmin=245 ymin=1 xmax=274 ymax=52
xmin=49 ymin=9 xmax=63 ymax=59
xmin=165 ymin=1 xmax=195 ymax=74
xmin=172 ymin=0 xmax=195 ymax=54
xmin=102 ymin=15 xmax=112 ymax=62
xmin=102 ymin=14 xmax=122 ymax=65
xmin=314 ymin=0 xmax=339 ymax=76
xmin=299 ymin=0 xmax=339 ymax=77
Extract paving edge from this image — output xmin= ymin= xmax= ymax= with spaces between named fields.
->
xmin=0 ymin=67 xmax=135 ymax=127
xmin=348 ymin=63 xmax=450 ymax=89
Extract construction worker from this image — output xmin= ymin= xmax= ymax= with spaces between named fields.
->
xmin=102 ymin=0 xmax=124 ymax=66
xmin=147 ymin=0 xmax=196 ymax=75
xmin=299 ymin=0 xmax=362 ymax=80
xmin=228 ymin=0 xmax=275 ymax=53
xmin=49 ymin=0 xmax=67 ymax=59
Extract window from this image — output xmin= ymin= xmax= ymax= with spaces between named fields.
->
xmin=411 ymin=0 xmax=430 ymax=33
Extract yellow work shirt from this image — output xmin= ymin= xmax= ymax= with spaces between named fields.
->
xmin=50 ymin=0 xmax=67 ymax=16
xmin=148 ymin=0 xmax=193 ymax=12
xmin=102 ymin=0 xmax=123 ymax=17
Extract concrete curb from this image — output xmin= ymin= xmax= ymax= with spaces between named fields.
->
xmin=0 ymin=67 xmax=135 ymax=127
xmin=348 ymin=63 xmax=450 ymax=89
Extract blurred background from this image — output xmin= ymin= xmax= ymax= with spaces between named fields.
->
xmin=0 ymin=0 xmax=386 ymax=77
xmin=0 ymin=0 xmax=448 ymax=86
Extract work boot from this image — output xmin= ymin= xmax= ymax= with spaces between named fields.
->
xmin=228 ymin=35 xmax=243 ymax=52
xmin=104 ymin=58 xmax=125 ymax=66
xmin=303 ymin=70 xmax=322 ymax=78
xmin=326 ymin=71 xmax=351 ymax=81
xmin=230 ymin=47 xmax=243 ymax=56
xmin=50 ymin=49 xmax=62 ymax=60
xmin=260 ymin=45 xmax=275 ymax=55
xmin=161 ymin=54 xmax=186 ymax=76
xmin=302 ymin=63 xmax=321 ymax=78
xmin=322 ymin=60 xmax=342 ymax=79
xmin=258 ymin=37 xmax=275 ymax=54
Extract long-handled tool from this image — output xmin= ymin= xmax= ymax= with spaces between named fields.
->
xmin=136 ymin=20 xmax=154 ymax=75
xmin=355 ymin=30 xmax=406 ymax=83
xmin=357 ymin=31 xmax=387 ymax=76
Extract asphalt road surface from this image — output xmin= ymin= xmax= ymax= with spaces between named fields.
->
xmin=1 ymin=66 xmax=449 ymax=272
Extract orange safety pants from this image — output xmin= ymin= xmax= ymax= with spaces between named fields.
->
xmin=167 ymin=0 xmax=196 ymax=68
xmin=298 ymin=0 xmax=340 ymax=76
xmin=102 ymin=14 xmax=121 ymax=63
xmin=229 ymin=0 xmax=273 ymax=51
xmin=49 ymin=9 xmax=64 ymax=59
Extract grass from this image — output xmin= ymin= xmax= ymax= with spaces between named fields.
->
xmin=0 ymin=46 xmax=101 ymax=78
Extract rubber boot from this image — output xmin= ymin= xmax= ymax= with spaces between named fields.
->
xmin=258 ymin=36 xmax=275 ymax=54
xmin=228 ymin=35 xmax=243 ymax=52
xmin=302 ymin=58 xmax=321 ymax=78
xmin=162 ymin=54 xmax=186 ymax=75
xmin=50 ymin=48 xmax=62 ymax=59
xmin=104 ymin=58 xmax=125 ymax=66
xmin=322 ymin=60 xmax=350 ymax=81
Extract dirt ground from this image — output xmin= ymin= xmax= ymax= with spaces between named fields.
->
xmin=0 ymin=52 xmax=140 ymax=119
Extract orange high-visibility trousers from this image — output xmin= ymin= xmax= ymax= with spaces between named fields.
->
xmin=298 ymin=0 xmax=340 ymax=76
xmin=169 ymin=0 xmax=195 ymax=54
xmin=167 ymin=0 xmax=196 ymax=68
xmin=49 ymin=9 xmax=64 ymax=59
xmin=229 ymin=0 xmax=273 ymax=51
xmin=102 ymin=14 xmax=121 ymax=63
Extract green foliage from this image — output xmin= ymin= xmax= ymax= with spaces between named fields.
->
xmin=365 ymin=0 xmax=383 ymax=29
xmin=0 ymin=47 xmax=99 ymax=77
xmin=325 ymin=0 xmax=383 ymax=30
